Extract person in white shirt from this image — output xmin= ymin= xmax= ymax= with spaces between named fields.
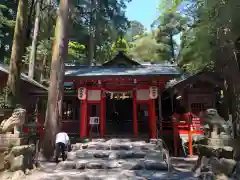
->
xmin=55 ymin=131 xmax=70 ymax=163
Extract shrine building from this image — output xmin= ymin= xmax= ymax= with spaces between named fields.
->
xmin=62 ymin=52 xmax=180 ymax=139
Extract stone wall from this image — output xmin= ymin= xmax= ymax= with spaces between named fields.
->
xmin=1 ymin=144 xmax=35 ymax=172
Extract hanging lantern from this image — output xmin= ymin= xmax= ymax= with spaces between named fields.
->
xmin=149 ymin=86 xmax=158 ymax=99
xmin=78 ymin=87 xmax=86 ymax=100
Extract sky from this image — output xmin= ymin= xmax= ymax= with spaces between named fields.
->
xmin=125 ymin=0 xmax=159 ymax=31
xmin=125 ymin=0 xmax=181 ymax=44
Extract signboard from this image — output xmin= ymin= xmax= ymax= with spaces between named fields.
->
xmin=105 ymin=92 xmax=132 ymax=100
xmin=89 ymin=117 xmax=100 ymax=125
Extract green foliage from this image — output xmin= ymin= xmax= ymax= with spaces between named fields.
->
xmin=70 ymin=0 xmax=131 ymax=64
xmin=0 ymin=0 xmax=132 ymax=68
xmin=0 ymin=1 xmax=17 ymax=63
xmin=125 ymin=20 xmax=145 ymax=42
xmin=0 ymin=4 xmax=15 ymax=27
xmin=24 ymin=39 xmax=52 ymax=64
xmin=68 ymin=41 xmax=86 ymax=63
xmin=159 ymin=0 xmax=218 ymax=72
xmin=158 ymin=0 xmax=183 ymax=13
xmin=128 ymin=33 xmax=164 ymax=62
xmin=153 ymin=12 xmax=187 ymax=62
xmin=112 ymin=37 xmax=129 ymax=54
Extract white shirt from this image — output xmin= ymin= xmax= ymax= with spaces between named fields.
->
xmin=55 ymin=132 xmax=69 ymax=145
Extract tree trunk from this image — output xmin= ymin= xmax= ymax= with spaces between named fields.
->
xmin=26 ymin=0 xmax=35 ymax=44
xmin=88 ymin=0 xmax=96 ymax=65
xmin=40 ymin=55 xmax=47 ymax=83
xmin=28 ymin=0 xmax=42 ymax=78
xmin=6 ymin=0 xmax=28 ymax=107
xmin=94 ymin=0 xmax=100 ymax=61
xmin=229 ymin=76 xmax=240 ymax=138
xmin=42 ymin=0 xmax=69 ymax=159
xmin=169 ymin=33 xmax=175 ymax=62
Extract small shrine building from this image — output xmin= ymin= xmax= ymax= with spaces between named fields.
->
xmin=62 ymin=52 xmax=180 ymax=139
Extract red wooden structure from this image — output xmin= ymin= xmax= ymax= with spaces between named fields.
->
xmin=62 ymin=52 xmax=180 ymax=139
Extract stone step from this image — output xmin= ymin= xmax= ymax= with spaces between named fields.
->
xmin=67 ymin=149 xmax=168 ymax=160
xmin=56 ymin=159 xmax=168 ymax=171
xmin=34 ymin=169 xmax=196 ymax=180
xmin=72 ymin=141 xmax=158 ymax=151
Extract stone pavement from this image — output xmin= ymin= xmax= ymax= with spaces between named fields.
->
xmin=24 ymin=139 xmax=197 ymax=180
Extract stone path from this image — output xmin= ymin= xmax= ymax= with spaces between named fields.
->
xmin=25 ymin=139 xmax=197 ymax=180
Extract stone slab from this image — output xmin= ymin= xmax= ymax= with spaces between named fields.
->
xmin=0 ymin=134 xmax=26 ymax=151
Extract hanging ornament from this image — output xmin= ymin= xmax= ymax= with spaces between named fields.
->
xmin=149 ymin=86 xmax=158 ymax=99
xmin=78 ymin=87 xmax=86 ymax=100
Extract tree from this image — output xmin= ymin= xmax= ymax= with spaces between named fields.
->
xmin=28 ymin=0 xmax=42 ymax=78
xmin=5 ymin=0 xmax=28 ymax=107
xmin=125 ymin=20 xmax=145 ymax=41
xmin=72 ymin=0 xmax=131 ymax=65
xmin=43 ymin=0 xmax=69 ymax=159
xmin=167 ymin=0 xmax=240 ymax=137
xmin=68 ymin=41 xmax=86 ymax=63
xmin=0 ymin=1 xmax=17 ymax=64
xmin=128 ymin=33 xmax=164 ymax=62
xmin=154 ymin=12 xmax=187 ymax=63
xmin=112 ymin=36 xmax=129 ymax=54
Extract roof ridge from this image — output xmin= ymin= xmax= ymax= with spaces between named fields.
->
xmin=0 ymin=64 xmax=47 ymax=90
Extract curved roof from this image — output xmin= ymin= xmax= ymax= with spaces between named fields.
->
xmin=65 ymin=64 xmax=181 ymax=78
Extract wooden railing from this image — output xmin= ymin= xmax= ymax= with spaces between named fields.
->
xmin=159 ymin=116 xmax=204 ymax=157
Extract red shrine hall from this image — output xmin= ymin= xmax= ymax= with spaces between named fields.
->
xmin=63 ymin=52 xmax=180 ymax=139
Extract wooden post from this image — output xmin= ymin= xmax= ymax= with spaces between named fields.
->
xmin=158 ymin=91 xmax=162 ymax=133
xmin=150 ymin=99 xmax=157 ymax=139
xmin=100 ymin=90 xmax=105 ymax=137
xmin=103 ymin=96 xmax=106 ymax=134
xmin=80 ymin=99 xmax=87 ymax=138
xmin=188 ymin=119 xmax=193 ymax=156
xmin=133 ymin=89 xmax=138 ymax=137
xmin=170 ymin=91 xmax=174 ymax=113
xmin=188 ymin=131 xmax=193 ymax=156
xmin=173 ymin=121 xmax=178 ymax=156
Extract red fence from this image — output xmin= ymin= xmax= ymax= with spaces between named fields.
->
xmin=159 ymin=115 xmax=204 ymax=157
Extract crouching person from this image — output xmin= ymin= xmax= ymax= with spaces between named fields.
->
xmin=55 ymin=131 xmax=70 ymax=163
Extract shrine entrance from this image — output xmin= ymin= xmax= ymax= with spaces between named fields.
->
xmin=105 ymin=91 xmax=133 ymax=135
xmin=137 ymin=103 xmax=150 ymax=135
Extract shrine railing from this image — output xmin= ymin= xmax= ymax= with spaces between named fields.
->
xmin=159 ymin=117 xmax=204 ymax=157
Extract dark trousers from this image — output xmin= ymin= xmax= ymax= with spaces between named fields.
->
xmin=55 ymin=142 xmax=66 ymax=163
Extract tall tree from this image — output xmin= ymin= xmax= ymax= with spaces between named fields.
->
xmin=169 ymin=0 xmax=240 ymax=137
xmin=153 ymin=12 xmax=187 ymax=63
xmin=125 ymin=20 xmax=145 ymax=41
xmin=28 ymin=0 xmax=42 ymax=78
xmin=0 ymin=1 xmax=17 ymax=64
xmin=128 ymin=33 xmax=163 ymax=62
xmin=43 ymin=0 xmax=69 ymax=158
xmin=5 ymin=0 xmax=28 ymax=107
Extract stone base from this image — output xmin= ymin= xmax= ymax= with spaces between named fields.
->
xmin=0 ymin=134 xmax=26 ymax=151
xmin=207 ymin=138 xmax=233 ymax=147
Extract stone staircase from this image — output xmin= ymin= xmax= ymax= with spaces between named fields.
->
xmin=33 ymin=139 xmax=197 ymax=180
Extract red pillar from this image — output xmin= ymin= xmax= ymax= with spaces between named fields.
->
xmin=133 ymin=90 xmax=138 ymax=136
xmin=100 ymin=90 xmax=105 ymax=136
xmin=103 ymin=96 xmax=106 ymax=134
xmin=80 ymin=99 xmax=87 ymax=138
xmin=150 ymin=99 xmax=157 ymax=139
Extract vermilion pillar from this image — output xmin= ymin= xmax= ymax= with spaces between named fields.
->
xmin=150 ymin=99 xmax=157 ymax=139
xmin=100 ymin=90 xmax=105 ymax=136
xmin=80 ymin=99 xmax=87 ymax=138
xmin=133 ymin=90 xmax=138 ymax=136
